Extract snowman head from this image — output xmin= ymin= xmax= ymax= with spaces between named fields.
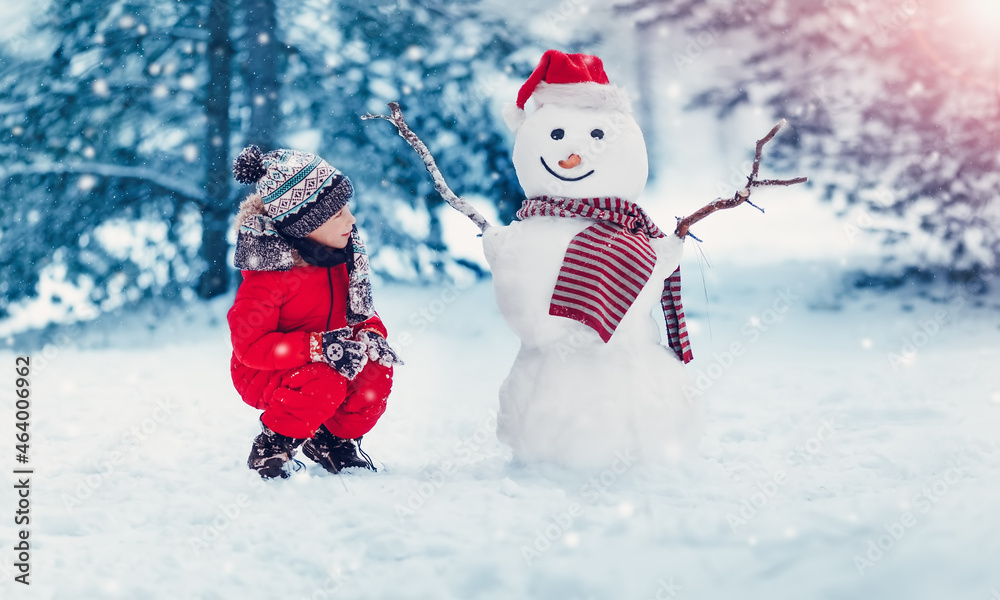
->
xmin=504 ymin=50 xmax=649 ymax=202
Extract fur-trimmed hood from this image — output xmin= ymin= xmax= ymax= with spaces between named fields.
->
xmin=234 ymin=193 xmax=308 ymax=268
xmin=233 ymin=193 xmax=265 ymax=235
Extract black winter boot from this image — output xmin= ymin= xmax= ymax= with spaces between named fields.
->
xmin=302 ymin=425 xmax=376 ymax=474
xmin=247 ymin=421 xmax=307 ymax=479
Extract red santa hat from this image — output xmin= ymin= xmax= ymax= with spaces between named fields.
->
xmin=503 ymin=50 xmax=633 ymax=132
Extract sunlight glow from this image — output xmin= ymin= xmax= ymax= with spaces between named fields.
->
xmin=965 ymin=0 xmax=1000 ymax=28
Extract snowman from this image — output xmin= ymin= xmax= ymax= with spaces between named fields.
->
xmin=480 ymin=50 xmax=705 ymax=469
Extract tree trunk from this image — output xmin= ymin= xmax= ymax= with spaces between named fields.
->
xmin=197 ymin=0 xmax=233 ymax=299
xmin=244 ymin=0 xmax=279 ymax=150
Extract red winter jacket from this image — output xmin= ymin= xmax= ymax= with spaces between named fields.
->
xmin=228 ymin=262 xmax=387 ymax=408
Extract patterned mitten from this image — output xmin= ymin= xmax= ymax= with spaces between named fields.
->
xmin=356 ymin=331 xmax=404 ymax=368
xmin=320 ymin=327 xmax=368 ymax=380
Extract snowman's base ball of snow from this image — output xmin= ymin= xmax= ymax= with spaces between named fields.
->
xmin=497 ymin=339 xmax=705 ymax=469
xmin=483 ymin=217 xmax=705 ymax=469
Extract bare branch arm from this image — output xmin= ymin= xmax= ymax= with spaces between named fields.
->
xmin=751 ymin=177 xmax=808 ymax=187
xmin=749 ymin=119 xmax=784 ymax=181
xmin=674 ymin=119 xmax=807 ymax=239
xmin=362 ymin=102 xmax=492 ymax=233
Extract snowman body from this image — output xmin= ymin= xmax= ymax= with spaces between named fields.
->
xmin=483 ymin=99 xmax=704 ymax=468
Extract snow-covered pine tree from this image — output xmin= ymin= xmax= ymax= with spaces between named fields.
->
xmin=0 ymin=0 xmax=235 ymax=323
xmin=619 ymin=0 xmax=1000 ymax=285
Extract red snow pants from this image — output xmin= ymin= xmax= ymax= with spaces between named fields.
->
xmin=258 ymin=360 xmax=392 ymax=440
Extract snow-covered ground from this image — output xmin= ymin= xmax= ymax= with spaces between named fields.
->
xmin=1 ymin=259 xmax=998 ymax=599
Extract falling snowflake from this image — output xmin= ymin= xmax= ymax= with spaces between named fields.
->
xmin=78 ymin=175 xmax=98 ymax=192
xmin=92 ymin=79 xmax=110 ymax=97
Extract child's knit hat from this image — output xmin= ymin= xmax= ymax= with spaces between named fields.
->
xmin=232 ymin=146 xmax=354 ymax=271
xmin=232 ymin=145 xmax=353 ymax=239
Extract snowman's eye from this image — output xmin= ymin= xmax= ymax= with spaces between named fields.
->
xmin=590 ymin=129 xmax=604 ymax=140
xmin=550 ymin=129 xmax=565 ymax=140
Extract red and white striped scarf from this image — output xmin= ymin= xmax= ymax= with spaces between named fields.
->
xmin=517 ymin=196 xmax=693 ymax=364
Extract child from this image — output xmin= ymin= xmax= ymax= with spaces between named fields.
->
xmin=227 ymin=145 xmax=401 ymax=479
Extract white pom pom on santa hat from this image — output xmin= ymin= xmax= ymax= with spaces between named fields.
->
xmin=503 ymin=49 xmax=632 ymax=133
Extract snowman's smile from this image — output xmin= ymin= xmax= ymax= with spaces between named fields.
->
xmin=540 ymin=157 xmax=595 ymax=182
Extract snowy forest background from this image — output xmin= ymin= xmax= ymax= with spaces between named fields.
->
xmin=1 ymin=0 xmax=999 ymax=334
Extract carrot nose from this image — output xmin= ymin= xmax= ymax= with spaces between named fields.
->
xmin=558 ymin=154 xmax=582 ymax=169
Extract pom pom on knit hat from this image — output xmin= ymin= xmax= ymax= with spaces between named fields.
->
xmin=233 ymin=145 xmax=267 ymax=185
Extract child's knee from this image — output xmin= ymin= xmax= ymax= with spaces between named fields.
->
xmin=341 ymin=374 xmax=392 ymax=414
xmin=351 ymin=362 xmax=393 ymax=393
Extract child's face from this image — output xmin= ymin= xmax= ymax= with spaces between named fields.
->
xmin=305 ymin=205 xmax=356 ymax=249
